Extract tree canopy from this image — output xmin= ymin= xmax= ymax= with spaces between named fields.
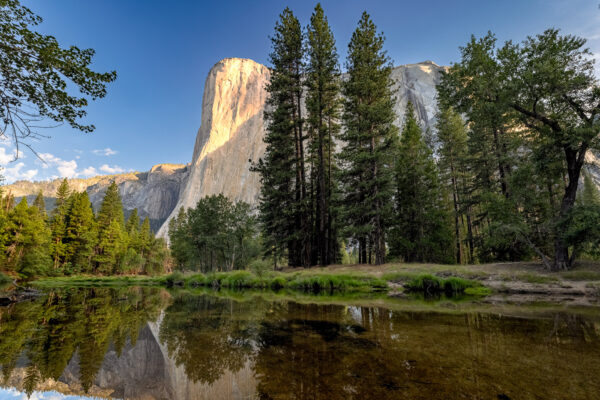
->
xmin=0 ymin=0 xmax=116 ymax=154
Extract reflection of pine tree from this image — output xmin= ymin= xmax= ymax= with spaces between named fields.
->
xmin=23 ymin=365 xmax=40 ymax=397
xmin=0 ymin=287 xmax=167 ymax=394
xmin=158 ymin=294 xmax=259 ymax=385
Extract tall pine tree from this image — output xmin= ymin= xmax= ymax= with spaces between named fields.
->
xmin=254 ymin=8 xmax=309 ymax=267
xmin=64 ymin=192 xmax=97 ymax=273
xmin=49 ymin=179 xmax=70 ymax=270
xmin=94 ymin=181 xmax=125 ymax=273
xmin=436 ymin=105 xmax=472 ymax=263
xmin=339 ymin=12 xmax=397 ymax=265
xmin=305 ymin=3 xmax=341 ymax=265
xmin=390 ymin=104 xmax=453 ymax=263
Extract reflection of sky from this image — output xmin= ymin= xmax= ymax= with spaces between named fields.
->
xmin=0 ymin=387 xmax=101 ymax=400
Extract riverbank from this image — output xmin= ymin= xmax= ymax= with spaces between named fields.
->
xmin=26 ymin=261 xmax=600 ymax=305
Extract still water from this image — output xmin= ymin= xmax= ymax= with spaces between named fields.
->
xmin=0 ymin=287 xmax=599 ymax=399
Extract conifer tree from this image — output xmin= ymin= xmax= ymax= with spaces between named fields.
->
xmin=436 ymin=106 xmax=472 ymax=263
xmin=139 ymin=217 xmax=152 ymax=259
xmin=33 ymin=190 xmax=46 ymax=216
xmin=581 ymin=173 xmax=600 ymax=206
xmin=338 ymin=12 xmax=397 ymax=265
xmin=0 ymin=186 xmax=7 ymax=267
xmin=169 ymin=207 xmax=192 ymax=269
xmin=96 ymin=181 xmax=124 ymax=230
xmin=49 ymin=179 xmax=70 ymax=270
xmin=126 ymin=209 xmax=140 ymax=237
xmin=305 ymin=3 xmax=341 ymax=265
xmin=390 ymin=105 xmax=453 ymax=263
xmin=4 ymin=198 xmax=51 ymax=278
xmin=95 ymin=219 xmax=124 ymax=275
xmin=254 ymin=7 xmax=308 ymax=267
xmin=94 ymin=181 xmax=125 ymax=273
xmin=64 ymin=192 xmax=97 ymax=273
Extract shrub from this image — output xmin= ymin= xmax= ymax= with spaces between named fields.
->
xmin=405 ymin=274 xmax=483 ymax=295
xmin=269 ymin=276 xmax=287 ymax=290
xmin=220 ymin=270 xmax=255 ymax=288
xmin=248 ymin=259 xmax=273 ymax=277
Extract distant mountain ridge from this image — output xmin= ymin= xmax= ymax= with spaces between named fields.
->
xmin=5 ymin=163 xmax=188 ymax=231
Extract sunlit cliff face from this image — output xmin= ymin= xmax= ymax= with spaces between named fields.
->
xmin=157 ymin=58 xmax=447 ymax=238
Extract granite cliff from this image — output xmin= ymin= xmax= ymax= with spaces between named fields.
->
xmin=155 ymin=58 xmax=448 ymax=237
xmin=2 ymin=58 xmax=452 ymax=237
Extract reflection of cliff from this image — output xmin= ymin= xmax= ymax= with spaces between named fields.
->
xmin=148 ymin=314 xmax=257 ymax=400
xmin=59 ymin=321 xmax=257 ymax=400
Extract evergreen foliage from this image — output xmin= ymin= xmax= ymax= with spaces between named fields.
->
xmin=305 ymin=4 xmax=342 ymax=265
xmin=168 ymin=194 xmax=259 ymax=272
xmin=253 ymin=6 xmax=311 ymax=267
xmin=338 ymin=11 xmax=398 ymax=265
xmin=439 ymin=29 xmax=600 ymax=270
xmin=390 ymin=104 xmax=453 ymax=263
xmin=0 ymin=179 xmax=168 ymax=279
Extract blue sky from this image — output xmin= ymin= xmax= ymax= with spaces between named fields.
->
xmin=1 ymin=0 xmax=599 ymax=183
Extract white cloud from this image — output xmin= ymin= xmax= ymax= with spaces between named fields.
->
xmin=2 ymin=162 xmax=38 ymax=182
xmin=35 ymin=152 xmax=101 ymax=180
xmin=92 ymin=147 xmax=117 ymax=156
xmin=80 ymin=166 xmax=98 ymax=177
xmin=56 ymin=160 xmax=78 ymax=178
xmin=100 ymin=164 xmax=125 ymax=174
xmin=0 ymin=147 xmax=24 ymax=164
xmin=39 ymin=153 xmax=78 ymax=178
xmin=0 ymin=147 xmax=15 ymax=164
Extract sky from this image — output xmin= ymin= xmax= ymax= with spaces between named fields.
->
xmin=1 ymin=0 xmax=599 ymax=183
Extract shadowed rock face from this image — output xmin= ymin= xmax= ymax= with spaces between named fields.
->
xmin=5 ymin=163 xmax=188 ymax=232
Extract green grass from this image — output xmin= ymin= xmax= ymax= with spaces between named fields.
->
xmin=166 ymin=270 xmax=388 ymax=293
xmin=518 ymin=273 xmax=560 ymax=284
xmin=560 ymin=270 xmax=600 ymax=281
xmin=29 ymin=268 xmax=491 ymax=297
xmin=464 ymin=286 xmax=493 ymax=296
xmin=404 ymin=274 xmax=483 ymax=295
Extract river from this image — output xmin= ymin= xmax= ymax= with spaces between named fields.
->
xmin=0 ymin=287 xmax=598 ymax=399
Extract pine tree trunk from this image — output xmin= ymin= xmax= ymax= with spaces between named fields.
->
xmin=492 ymin=127 xmax=509 ymax=198
xmin=359 ymin=237 xmax=366 ymax=264
xmin=450 ymin=165 xmax=462 ymax=264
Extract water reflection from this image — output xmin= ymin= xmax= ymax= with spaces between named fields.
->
xmin=0 ymin=288 xmax=599 ymax=399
